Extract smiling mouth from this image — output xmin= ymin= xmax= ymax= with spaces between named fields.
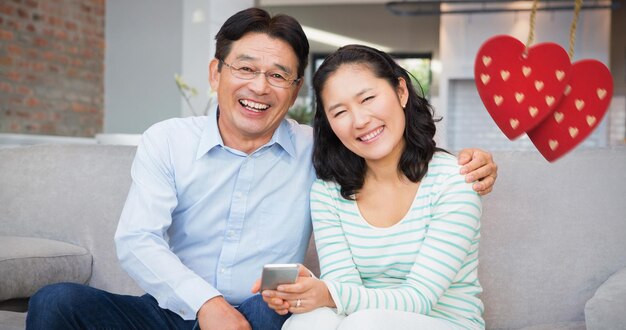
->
xmin=239 ymin=99 xmax=270 ymax=113
xmin=358 ymin=127 xmax=384 ymax=142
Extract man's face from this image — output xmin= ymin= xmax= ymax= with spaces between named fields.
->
xmin=209 ymin=33 xmax=302 ymax=151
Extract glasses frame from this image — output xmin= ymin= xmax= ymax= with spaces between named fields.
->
xmin=219 ymin=60 xmax=301 ymax=89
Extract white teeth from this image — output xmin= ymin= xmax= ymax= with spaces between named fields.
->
xmin=359 ymin=127 xmax=383 ymax=142
xmin=240 ymin=99 xmax=269 ymax=111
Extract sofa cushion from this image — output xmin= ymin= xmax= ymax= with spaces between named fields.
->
xmin=585 ymin=267 xmax=626 ymax=330
xmin=0 ymin=236 xmax=92 ymax=301
xmin=0 ymin=310 xmax=26 ymax=330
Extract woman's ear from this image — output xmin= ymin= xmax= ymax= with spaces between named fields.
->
xmin=397 ymin=77 xmax=409 ymax=108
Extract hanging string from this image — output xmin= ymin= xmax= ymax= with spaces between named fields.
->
xmin=526 ymin=0 xmax=582 ymax=59
xmin=568 ymin=0 xmax=583 ymax=60
xmin=525 ymin=0 xmax=540 ymax=55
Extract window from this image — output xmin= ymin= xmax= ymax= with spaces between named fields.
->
xmin=312 ymin=53 xmax=432 ymax=98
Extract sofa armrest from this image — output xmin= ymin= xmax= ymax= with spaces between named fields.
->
xmin=585 ymin=267 xmax=626 ymax=330
xmin=0 ymin=236 xmax=92 ymax=303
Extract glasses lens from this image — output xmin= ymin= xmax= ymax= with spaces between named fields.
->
xmin=267 ymin=73 xmax=291 ymax=88
xmin=228 ymin=61 xmax=296 ymax=88
xmin=229 ymin=62 xmax=255 ymax=80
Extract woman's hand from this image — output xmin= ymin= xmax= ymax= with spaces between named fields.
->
xmin=251 ymin=265 xmax=334 ymax=315
xmin=457 ymin=148 xmax=498 ymax=195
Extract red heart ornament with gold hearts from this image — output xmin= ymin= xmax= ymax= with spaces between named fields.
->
xmin=475 ymin=35 xmax=572 ymax=139
xmin=527 ymin=59 xmax=613 ymax=162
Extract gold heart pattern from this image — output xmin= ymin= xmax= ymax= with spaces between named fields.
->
xmin=528 ymin=59 xmax=613 ymax=162
xmin=494 ymin=95 xmax=504 ymax=106
xmin=535 ymin=80 xmax=544 ymax=91
xmin=549 ymin=139 xmax=559 ymax=151
xmin=575 ymin=99 xmax=585 ymax=111
xmin=501 ymin=70 xmax=511 ymax=81
xmin=556 ymin=70 xmax=565 ymax=81
xmin=564 ymin=85 xmax=572 ymax=96
xmin=586 ymin=115 xmax=596 ymax=126
xmin=554 ymin=112 xmax=564 ymax=123
xmin=474 ymin=35 xmax=571 ymax=140
xmin=481 ymin=74 xmax=490 ymax=85
xmin=482 ymin=56 xmax=492 ymax=67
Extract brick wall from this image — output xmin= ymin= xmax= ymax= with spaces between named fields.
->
xmin=0 ymin=0 xmax=105 ymax=137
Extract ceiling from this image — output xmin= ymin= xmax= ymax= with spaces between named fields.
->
xmin=259 ymin=0 xmax=388 ymax=5
xmin=260 ymin=0 xmax=617 ymax=15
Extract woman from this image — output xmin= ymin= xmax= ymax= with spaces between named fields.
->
xmin=259 ymin=44 xmax=484 ymax=330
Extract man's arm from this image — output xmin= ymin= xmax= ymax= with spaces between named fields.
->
xmin=457 ymin=148 xmax=498 ymax=195
xmin=114 ymin=127 xmax=220 ymax=320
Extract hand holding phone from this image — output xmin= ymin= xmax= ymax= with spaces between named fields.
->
xmin=260 ymin=263 xmax=299 ymax=291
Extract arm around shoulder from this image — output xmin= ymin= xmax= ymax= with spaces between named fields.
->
xmin=456 ymin=148 xmax=498 ymax=195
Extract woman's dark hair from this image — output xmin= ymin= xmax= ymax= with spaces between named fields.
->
xmin=214 ymin=8 xmax=309 ymax=78
xmin=312 ymin=44 xmax=443 ymax=200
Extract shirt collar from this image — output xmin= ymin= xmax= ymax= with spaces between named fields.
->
xmin=196 ymin=107 xmax=296 ymax=159
xmin=272 ymin=119 xmax=296 ymax=158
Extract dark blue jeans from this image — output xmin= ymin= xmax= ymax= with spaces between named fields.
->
xmin=26 ymin=282 xmax=289 ymax=330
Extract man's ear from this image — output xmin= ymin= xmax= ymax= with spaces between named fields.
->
xmin=289 ymin=79 xmax=304 ymax=107
xmin=209 ymin=59 xmax=220 ymax=90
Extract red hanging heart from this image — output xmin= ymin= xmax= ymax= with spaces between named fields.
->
xmin=474 ymin=35 xmax=572 ymax=139
xmin=527 ymin=59 xmax=613 ymax=162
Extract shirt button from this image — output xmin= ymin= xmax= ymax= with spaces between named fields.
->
xmin=234 ymin=191 xmax=243 ymax=199
xmin=227 ymin=230 xmax=235 ymax=238
xmin=220 ymin=268 xmax=226 ymax=273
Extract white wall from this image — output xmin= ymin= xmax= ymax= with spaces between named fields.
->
xmin=104 ymin=0 xmax=184 ymax=134
xmin=181 ymin=0 xmax=253 ymax=117
xmin=438 ymin=8 xmax=611 ymax=150
xmin=105 ymin=0 xmax=252 ymax=134
xmin=262 ymin=4 xmax=441 ymax=98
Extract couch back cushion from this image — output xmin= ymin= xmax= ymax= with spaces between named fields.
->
xmin=479 ymin=147 xmax=626 ymax=328
xmin=2 ymin=144 xmax=625 ymax=329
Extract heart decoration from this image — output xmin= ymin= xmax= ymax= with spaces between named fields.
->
xmin=527 ymin=59 xmax=613 ymax=162
xmin=474 ymin=35 xmax=572 ymax=139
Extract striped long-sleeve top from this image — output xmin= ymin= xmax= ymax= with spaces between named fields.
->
xmin=310 ymin=152 xmax=484 ymax=329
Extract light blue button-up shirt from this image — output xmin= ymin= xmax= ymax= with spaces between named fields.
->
xmin=114 ymin=109 xmax=316 ymax=320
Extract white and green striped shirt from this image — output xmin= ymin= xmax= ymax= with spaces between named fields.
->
xmin=310 ymin=152 xmax=484 ymax=329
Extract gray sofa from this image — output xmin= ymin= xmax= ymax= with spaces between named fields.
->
xmin=1 ymin=144 xmax=625 ymax=329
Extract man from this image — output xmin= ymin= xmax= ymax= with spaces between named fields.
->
xmin=26 ymin=7 xmax=497 ymax=330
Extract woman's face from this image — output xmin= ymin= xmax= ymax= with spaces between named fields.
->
xmin=321 ymin=64 xmax=409 ymax=164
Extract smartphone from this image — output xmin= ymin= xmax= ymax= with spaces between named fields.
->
xmin=260 ymin=263 xmax=299 ymax=291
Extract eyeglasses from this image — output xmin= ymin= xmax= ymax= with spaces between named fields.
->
xmin=220 ymin=60 xmax=301 ymax=89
